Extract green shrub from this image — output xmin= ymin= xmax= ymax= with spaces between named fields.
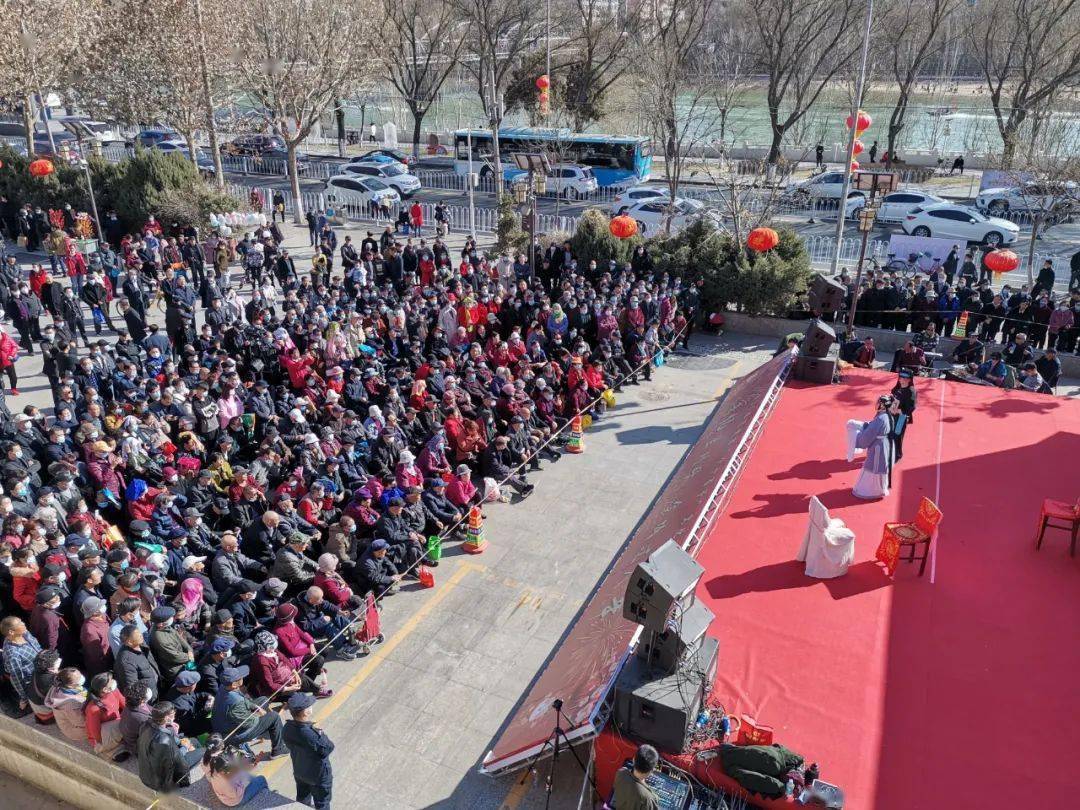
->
xmin=646 ymin=220 xmax=810 ymax=317
xmin=0 ymin=145 xmax=240 ymax=234
xmin=569 ymin=208 xmax=640 ymax=268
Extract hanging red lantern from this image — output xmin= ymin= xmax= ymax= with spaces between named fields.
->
xmin=852 ymin=139 xmax=865 ymax=156
xmin=845 ymin=110 xmax=872 ymax=134
xmin=747 ymin=227 xmax=780 ymax=252
xmin=983 ymin=249 xmax=1019 ymax=274
xmin=536 ymin=75 xmax=550 ymax=91
xmin=609 ymin=214 xmax=638 ymax=239
xmin=850 ymin=160 xmax=860 ymax=171
xmin=29 ymin=158 xmax=55 ymax=177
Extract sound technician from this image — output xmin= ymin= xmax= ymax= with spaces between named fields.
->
xmin=613 ymin=743 xmax=661 ymax=810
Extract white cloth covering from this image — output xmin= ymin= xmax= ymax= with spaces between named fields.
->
xmin=797 ymin=496 xmax=856 ymax=578
xmin=845 ymin=419 xmax=866 ymax=462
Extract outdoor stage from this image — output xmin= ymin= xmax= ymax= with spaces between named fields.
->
xmin=624 ymin=367 xmax=1080 ymax=809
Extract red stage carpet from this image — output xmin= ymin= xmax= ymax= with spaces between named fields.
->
xmin=688 ymin=369 xmax=1080 ymax=809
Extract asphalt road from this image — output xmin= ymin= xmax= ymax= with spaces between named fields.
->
xmin=224 ymin=164 xmax=1080 ymax=272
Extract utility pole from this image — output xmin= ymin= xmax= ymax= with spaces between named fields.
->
xmin=489 ymin=66 xmax=503 ymax=201
xmin=192 ymin=0 xmax=225 ymax=186
xmin=466 ymin=128 xmax=476 ymax=236
xmin=829 ymin=0 xmax=875 ymax=275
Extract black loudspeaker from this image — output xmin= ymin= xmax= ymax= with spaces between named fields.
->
xmin=623 ymin=540 xmax=704 ymax=632
xmin=794 ymin=356 xmax=836 ymax=384
xmin=636 ymin=601 xmax=715 ymax=673
xmin=809 ymin=274 xmax=846 ymax=312
xmin=802 ymin=320 xmax=836 ymax=358
xmin=613 ymin=636 xmax=720 ymax=753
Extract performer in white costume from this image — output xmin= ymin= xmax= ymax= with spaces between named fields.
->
xmin=852 ymin=395 xmax=895 ymax=499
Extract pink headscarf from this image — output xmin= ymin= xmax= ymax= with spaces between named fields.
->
xmin=180 ymin=577 xmax=204 ymax=615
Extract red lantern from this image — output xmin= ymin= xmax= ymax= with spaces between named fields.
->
xmin=850 ymin=160 xmax=860 ymax=171
xmin=536 ymin=75 xmax=550 ymax=91
xmin=609 ymin=214 xmax=638 ymax=239
xmin=983 ymin=249 xmax=1019 ymax=274
xmin=29 ymin=158 xmax=55 ymax=178
xmin=852 ymin=139 xmax=864 ymax=156
xmin=747 ymin=227 xmax=780 ymax=252
xmin=845 ymin=110 xmax=872 ymax=134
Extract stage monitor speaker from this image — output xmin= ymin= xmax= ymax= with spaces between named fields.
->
xmin=613 ymin=636 xmax=720 ymax=753
xmin=809 ymin=274 xmax=846 ymax=312
xmin=623 ymin=540 xmax=704 ymax=632
xmin=802 ymin=320 xmax=836 ymax=358
xmin=794 ymin=356 xmax=836 ymax=385
xmin=636 ymin=600 xmax=715 ymax=673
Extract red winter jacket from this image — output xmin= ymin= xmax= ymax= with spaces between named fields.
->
xmin=0 ymin=332 xmax=19 ymax=368
xmin=251 ymin=649 xmax=299 ymax=697
xmin=273 ymin=620 xmax=315 ymax=668
xmin=314 ymin=571 xmax=354 ymax=608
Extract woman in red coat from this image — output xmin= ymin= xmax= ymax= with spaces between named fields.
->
xmin=315 ymin=554 xmax=362 ymax=611
xmin=250 ymin=631 xmax=330 ymax=699
xmin=271 ymin=606 xmax=329 ymax=683
xmin=0 ymin=326 xmax=20 ymax=394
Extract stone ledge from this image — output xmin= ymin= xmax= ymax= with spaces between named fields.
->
xmin=0 ymin=712 xmax=202 ymax=810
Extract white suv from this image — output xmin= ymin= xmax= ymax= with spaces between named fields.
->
xmin=324 ymin=175 xmax=401 ymax=210
xmin=788 ymin=170 xmax=864 ymax=202
xmin=341 ymin=161 xmax=422 ymax=197
xmin=975 ymin=182 xmax=1078 ymax=217
xmin=508 ymin=164 xmax=599 ymax=199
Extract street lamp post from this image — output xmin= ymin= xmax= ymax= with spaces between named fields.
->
xmin=829 ymin=0 xmax=876 ymax=275
xmin=845 ymin=170 xmax=898 ymax=334
xmin=60 ymin=121 xmax=103 ymax=241
xmin=513 ymin=153 xmax=549 ymax=277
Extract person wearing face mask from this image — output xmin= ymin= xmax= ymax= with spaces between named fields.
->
xmin=79 ymin=596 xmax=113 ymax=677
xmin=148 ymin=606 xmax=194 ymax=696
xmin=46 ymin=666 xmax=89 ymax=741
xmin=29 ymin=584 xmax=74 ymax=660
xmin=85 ymin=671 xmax=129 ymax=760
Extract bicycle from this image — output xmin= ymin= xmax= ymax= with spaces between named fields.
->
xmin=885 ymin=251 xmax=939 ymax=278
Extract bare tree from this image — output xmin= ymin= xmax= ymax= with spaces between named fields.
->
xmin=702 ymin=30 xmax=754 ymax=152
xmin=968 ymin=0 xmax=1080 ymax=166
xmin=383 ymin=0 xmax=467 ymax=159
xmin=881 ymin=0 xmax=958 ymax=162
xmin=232 ymin=0 xmax=380 ymax=223
xmin=635 ymin=0 xmax=718 ymax=232
xmin=995 ymin=154 xmax=1080 ymax=286
xmin=451 ymin=0 xmax=543 ymax=198
xmin=744 ymin=0 xmax=864 ymax=165
xmin=558 ymin=0 xmax=644 ymax=132
xmin=84 ymin=0 xmax=232 ymax=180
xmin=0 ymin=0 xmax=93 ymax=155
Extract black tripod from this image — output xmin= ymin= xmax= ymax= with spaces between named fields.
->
xmin=515 ymin=699 xmax=601 ymax=810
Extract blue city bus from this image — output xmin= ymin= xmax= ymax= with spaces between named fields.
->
xmin=452 ymin=128 xmax=652 ymax=188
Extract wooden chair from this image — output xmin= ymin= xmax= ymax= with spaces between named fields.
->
xmin=1035 ymin=499 xmax=1079 ymax=557
xmin=876 ymin=497 xmax=943 ymax=576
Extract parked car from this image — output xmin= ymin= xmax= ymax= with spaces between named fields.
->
xmin=975 ymin=181 xmax=1078 ymax=218
xmin=873 ymin=190 xmax=946 ymax=224
xmin=341 ymin=161 xmax=421 ymax=197
xmin=360 ymin=148 xmax=416 ymax=168
xmin=788 ymin=170 xmax=865 ymax=202
xmin=153 ymin=140 xmax=216 ymax=176
xmin=323 ymin=175 xmax=401 ymax=211
xmin=55 ymin=116 xmax=124 ymax=145
xmin=346 ymin=152 xmax=407 ymax=172
xmin=901 ymin=203 xmax=1020 ymax=246
xmin=610 ymin=185 xmax=669 ymax=214
xmin=222 ymin=134 xmax=287 ymax=156
xmin=621 ymin=197 xmax=721 ymax=236
xmin=505 ymin=164 xmax=599 ymax=199
xmin=131 ymin=129 xmax=182 ymax=149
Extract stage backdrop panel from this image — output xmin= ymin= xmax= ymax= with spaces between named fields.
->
xmin=481 ymin=351 xmax=792 ymax=774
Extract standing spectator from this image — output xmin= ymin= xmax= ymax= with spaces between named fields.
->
xmin=282 ymin=692 xmax=335 ymax=810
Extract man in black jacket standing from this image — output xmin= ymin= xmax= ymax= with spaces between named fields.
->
xmin=283 ymin=692 xmax=335 ymax=810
